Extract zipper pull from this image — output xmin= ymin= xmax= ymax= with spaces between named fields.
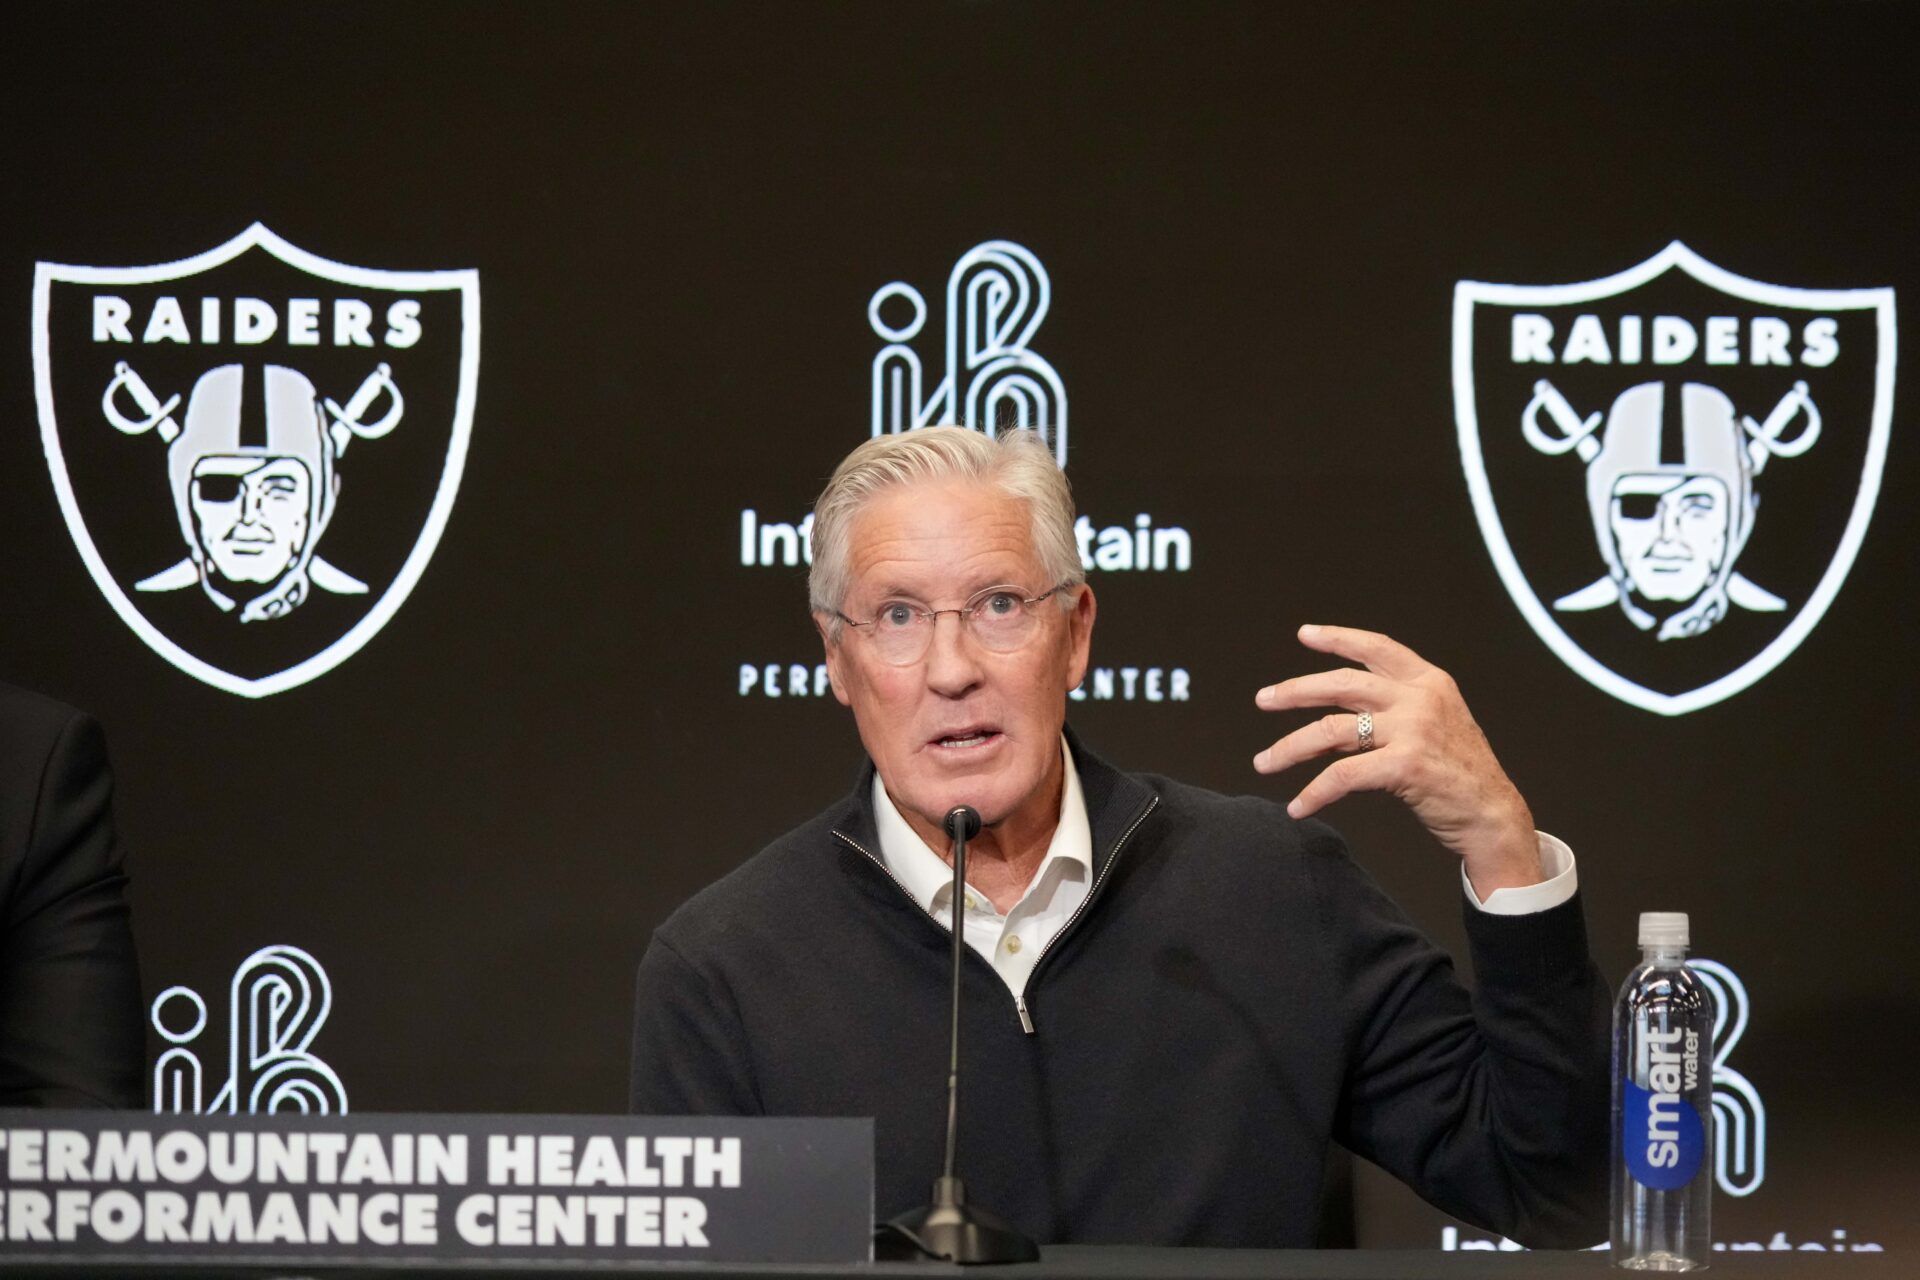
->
xmin=1016 ymin=996 xmax=1035 ymax=1035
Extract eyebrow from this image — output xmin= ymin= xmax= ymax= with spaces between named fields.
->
xmin=865 ymin=577 xmax=1027 ymax=604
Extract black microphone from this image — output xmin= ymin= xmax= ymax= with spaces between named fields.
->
xmin=945 ymin=805 xmax=981 ymax=842
xmin=880 ymin=805 xmax=1038 ymax=1264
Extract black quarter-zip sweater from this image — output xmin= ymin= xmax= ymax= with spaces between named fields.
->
xmin=629 ymin=734 xmax=1609 ymax=1248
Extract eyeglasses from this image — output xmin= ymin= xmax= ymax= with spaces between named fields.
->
xmin=837 ymin=584 xmax=1071 ymax=666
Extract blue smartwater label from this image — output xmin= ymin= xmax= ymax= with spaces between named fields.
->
xmin=1623 ymin=1078 xmax=1707 ymax=1190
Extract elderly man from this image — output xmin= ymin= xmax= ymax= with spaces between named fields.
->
xmin=630 ymin=427 xmax=1607 ymax=1248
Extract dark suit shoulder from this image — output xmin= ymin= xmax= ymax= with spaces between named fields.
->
xmin=0 ymin=682 xmax=89 ymax=759
xmin=651 ymin=801 xmax=855 ymax=961
xmin=0 ymin=684 xmax=107 ymax=874
xmin=1133 ymin=770 xmax=1350 ymax=870
xmin=0 ymin=682 xmax=141 ymax=1108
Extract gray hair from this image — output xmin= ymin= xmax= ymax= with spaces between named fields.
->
xmin=809 ymin=427 xmax=1084 ymax=630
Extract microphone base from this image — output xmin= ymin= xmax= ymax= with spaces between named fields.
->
xmin=882 ymin=1177 xmax=1040 ymax=1265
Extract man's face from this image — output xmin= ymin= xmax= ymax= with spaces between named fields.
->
xmin=819 ymin=479 xmax=1094 ymax=839
xmin=190 ymin=455 xmax=312 ymax=584
xmin=1609 ymin=472 xmax=1731 ymax=603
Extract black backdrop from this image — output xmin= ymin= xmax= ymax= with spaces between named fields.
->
xmin=2 ymin=1 xmax=1913 ymax=1254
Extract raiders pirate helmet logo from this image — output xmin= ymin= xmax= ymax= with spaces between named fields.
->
xmin=34 ymin=225 xmax=479 ymax=696
xmin=1453 ymin=243 xmax=1893 ymax=714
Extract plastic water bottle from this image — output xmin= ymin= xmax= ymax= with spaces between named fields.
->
xmin=1612 ymin=912 xmax=1714 ymax=1270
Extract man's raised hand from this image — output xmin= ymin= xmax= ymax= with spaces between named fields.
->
xmin=1254 ymin=624 xmax=1542 ymax=897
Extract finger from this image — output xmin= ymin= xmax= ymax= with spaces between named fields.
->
xmin=1297 ymin=623 xmax=1431 ymax=681
xmin=1255 ymin=668 xmax=1395 ymax=713
xmin=1254 ymin=712 xmax=1370 ymax=775
xmin=1286 ymin=749 xmax=1397 ymax=819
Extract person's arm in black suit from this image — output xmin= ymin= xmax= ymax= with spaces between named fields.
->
xmin=630 ymin=935 xmax=761 ymax=1116
xmin=0 ymin=702 xmax=143 ymax=1107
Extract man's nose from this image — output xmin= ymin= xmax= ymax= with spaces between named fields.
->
xmin=1653 ymin=496 xmax=1687 ymax=545
xmin=922 ymin=612 xmax=983 ymax=696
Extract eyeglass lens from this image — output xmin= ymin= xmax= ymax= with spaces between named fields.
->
xmin=867 ymin=589 xmax=1045 ymax=663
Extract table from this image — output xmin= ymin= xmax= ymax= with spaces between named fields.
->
xmin=0 ymin=1245 xmax=1901 ymax=1279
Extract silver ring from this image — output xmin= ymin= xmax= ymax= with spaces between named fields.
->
xmin=1356 ymin=711 xmax=1376 ymax=751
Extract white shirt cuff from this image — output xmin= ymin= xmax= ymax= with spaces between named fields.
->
xmin=1461 ymin=832 xmax=1577 ymax=915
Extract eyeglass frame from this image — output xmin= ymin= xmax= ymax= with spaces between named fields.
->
xmin=833 ymin=582 xmax=1077 ymax=665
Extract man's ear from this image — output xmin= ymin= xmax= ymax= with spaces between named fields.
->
xmin=813 ymin=611 xmax=853 ymax=707
xmin=1065 ymin=583 xmax=1097 ymax=691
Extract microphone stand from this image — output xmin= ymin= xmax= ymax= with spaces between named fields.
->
xmin=881 ymin=806 xmax=1040 ymax=1264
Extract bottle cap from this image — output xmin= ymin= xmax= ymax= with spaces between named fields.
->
xmin=1638 ymin=911 xmax=1690 ymax=948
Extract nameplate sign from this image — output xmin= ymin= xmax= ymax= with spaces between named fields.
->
xmin=0 ymin=1111 xmax=873 ymax=1265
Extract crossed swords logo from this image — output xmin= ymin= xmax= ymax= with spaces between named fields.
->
xmin=1523 ymin=378 xmax=1821 ymax=470
xmin=104 ymin=360 xmax=403 ymax=452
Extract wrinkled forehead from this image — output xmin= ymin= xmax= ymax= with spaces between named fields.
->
xmin=191 ymin=454 xmax=310 ymax=482
xmin=1610 ymin=471 xmax=1729 ymax=500
xmin=845 ymin=479 xmax=1040 ymax=599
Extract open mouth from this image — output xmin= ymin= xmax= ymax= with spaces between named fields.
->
xmin=930 ymin=728 xmax=1003 ymax=751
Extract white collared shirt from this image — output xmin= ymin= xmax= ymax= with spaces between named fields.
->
xmin=872 ymin=738 xmax=1093 ymax=1001
xmin=872 ymin=737 xmax=1577 ymax=999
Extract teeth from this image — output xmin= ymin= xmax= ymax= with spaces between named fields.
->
xmin=939 ymin=734 xmax=990 ymax=747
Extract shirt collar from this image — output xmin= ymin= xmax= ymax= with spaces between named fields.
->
xmin=871 ymin=735 xmax=1092 ymax=915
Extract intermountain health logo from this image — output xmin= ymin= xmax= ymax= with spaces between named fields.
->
xmin=1691 ymin=959 xmax=1765 ymax=1198
xmin=735 ymin=239 xmax=1192 ymax=702
xmin=33 ymin=225 xmax=479 ymax=696
xmin=150 ymin=945 xmax=346 ymax=1115
xmin=1453 ymin=244 xmax=1894 ymax=714
xmin=868 ymin=240 xmax=1067 ymax=465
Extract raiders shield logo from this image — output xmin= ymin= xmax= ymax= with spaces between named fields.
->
xmin=1453 ymin=243 xmax=1894 ymax=714
xmin=32 ymin=225 xmax=479 ymax=696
